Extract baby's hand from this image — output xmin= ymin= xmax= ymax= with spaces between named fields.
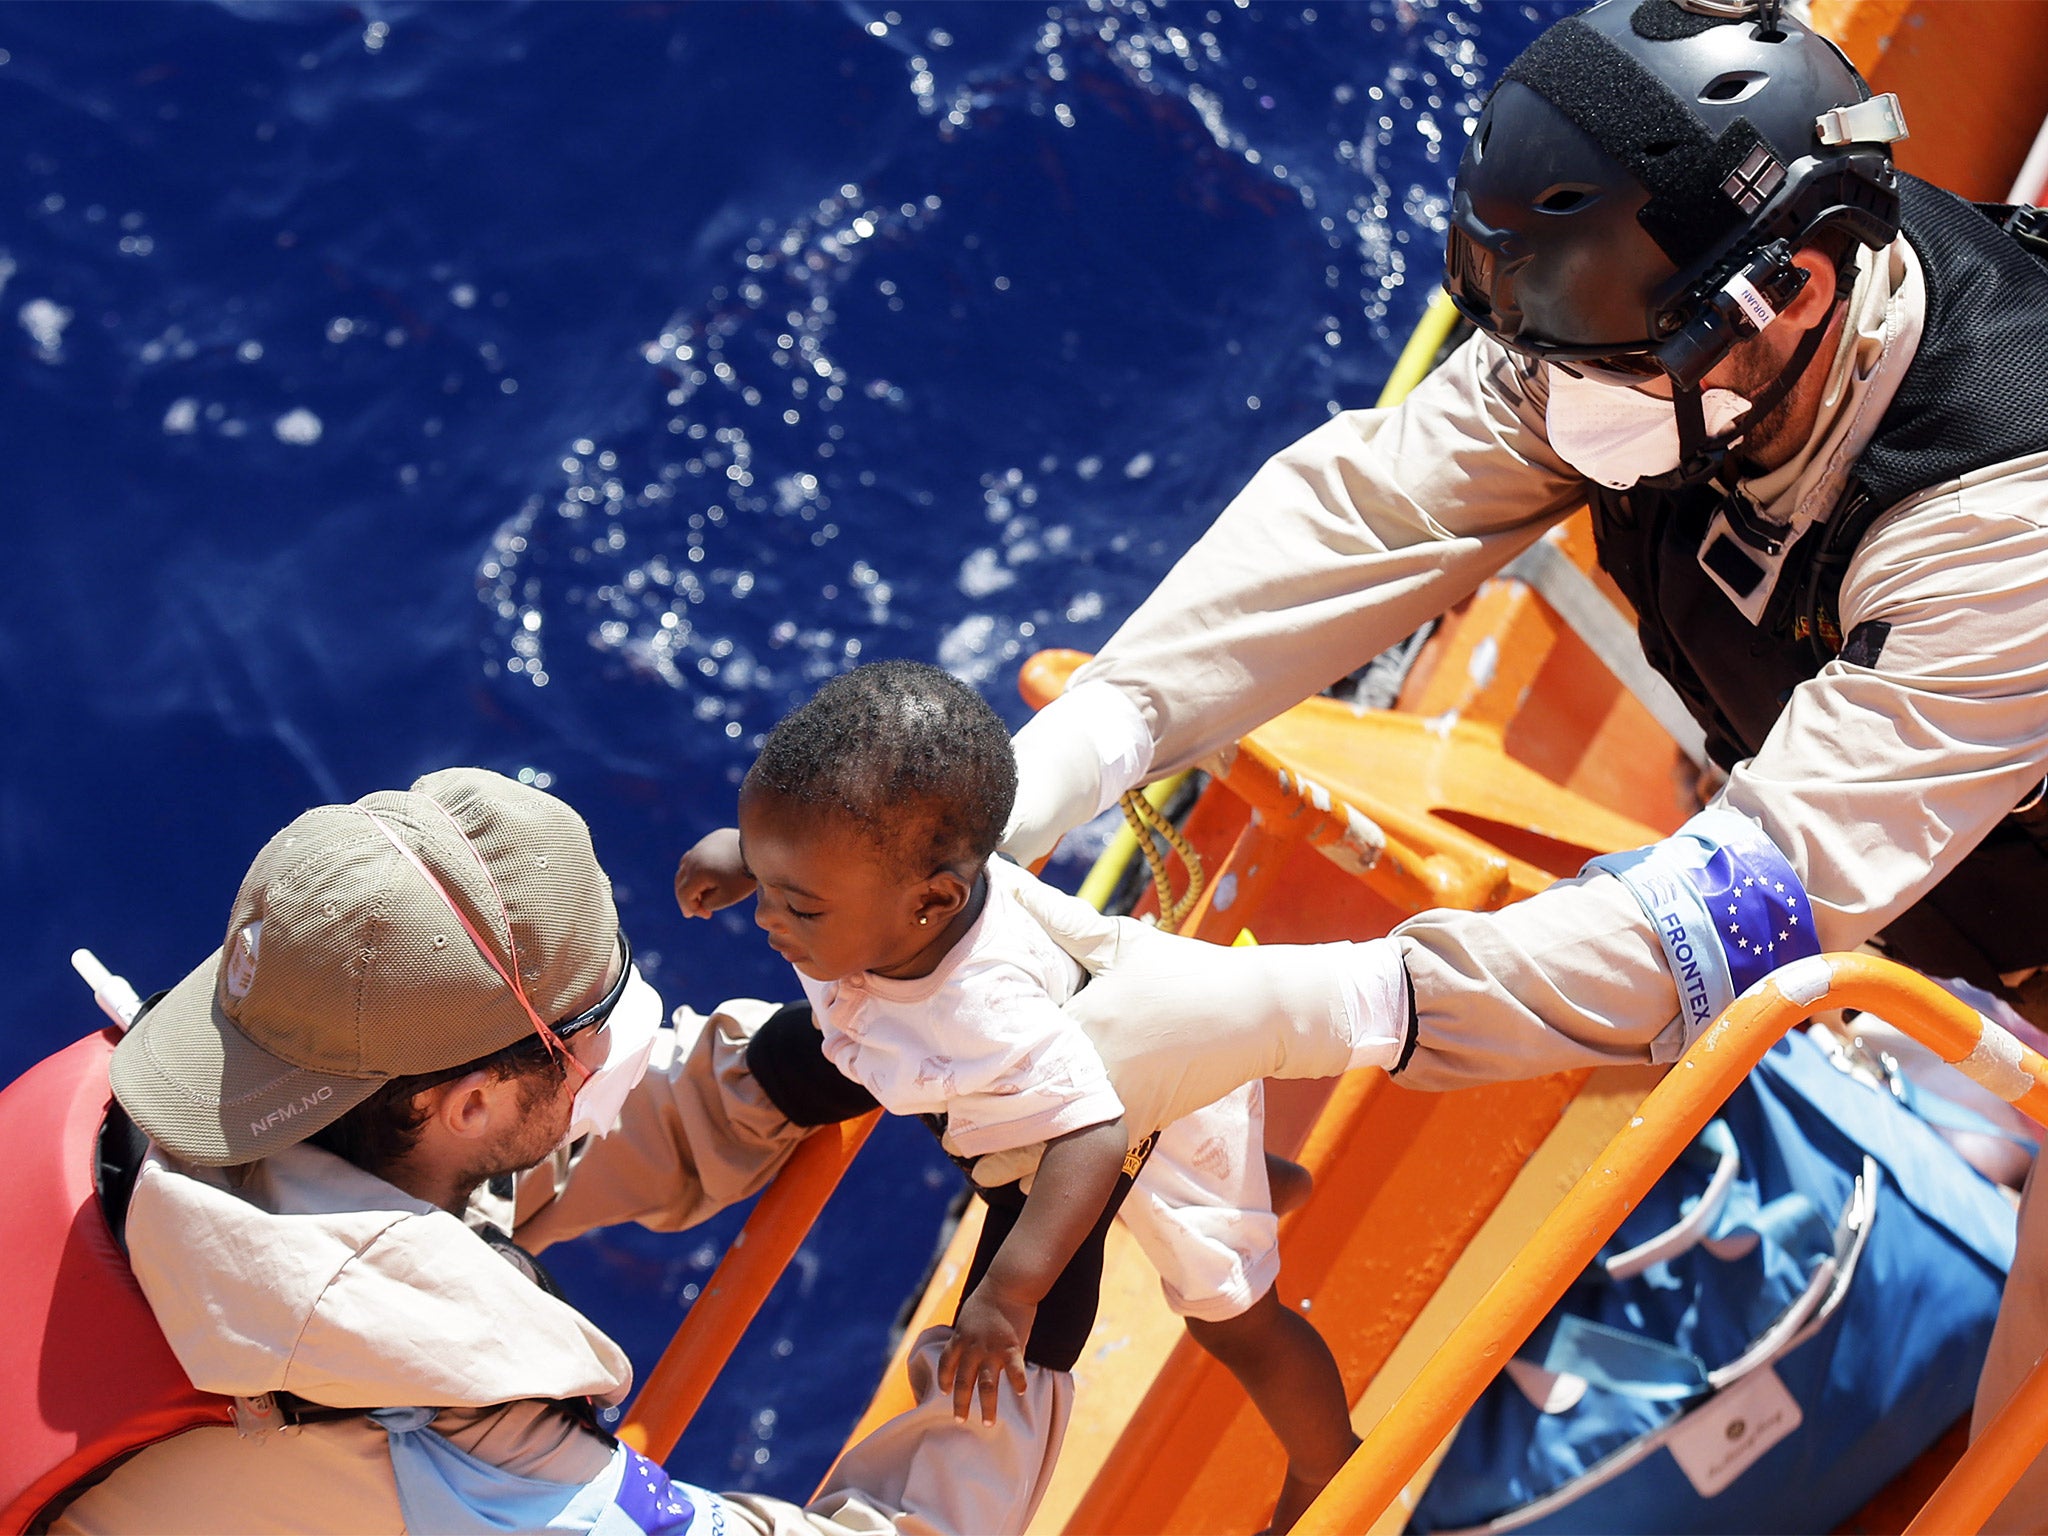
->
xmin=674 ymin=828 xmax=755 ymax=917
xmin=937 ymin=1281 xmax=1034 ymax=1426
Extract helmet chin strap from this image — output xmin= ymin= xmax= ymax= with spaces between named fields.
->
xmin=1668 ymin=296 xmax=1841 ymax=488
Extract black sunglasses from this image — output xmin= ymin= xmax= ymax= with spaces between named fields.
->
xmin=1447 ymin=284 xmax=1671 ymax=382
xmin=1549 ymin=353 xmax=1671 ymax=387
xmin=551 ymin=931 xmax=632 ymax=1041
xmin=1448 ymin=236 xmax=1812 ymax=393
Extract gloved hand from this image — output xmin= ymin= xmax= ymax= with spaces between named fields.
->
xmin=1002 ymin=681 xmax=1155 ymax=865
xmin=1006 ymin=868 xmax=1412 ymax=1135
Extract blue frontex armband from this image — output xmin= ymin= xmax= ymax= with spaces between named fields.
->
xmin=373 ymin=1407 xmax=718 ymax=1536
xmin=1585 ymin=808 xmax=1820 ymax=1044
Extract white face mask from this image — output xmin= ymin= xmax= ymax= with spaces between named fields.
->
xmin=1544 ymin=365 xmax=1751 ymax=490
xmin=566 ymin=966 xmax=662 ymax=1141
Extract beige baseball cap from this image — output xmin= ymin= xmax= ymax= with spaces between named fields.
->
xmin=111 ymin=767 xmax=619 ymax=1167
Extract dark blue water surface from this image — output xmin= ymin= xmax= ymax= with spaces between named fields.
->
xmin=1 ymin=0 xmax=1562 ymax=1499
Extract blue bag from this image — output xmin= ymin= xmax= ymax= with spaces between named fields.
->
xmin=1409 ymin=1030 xmax=2018 ymax=1534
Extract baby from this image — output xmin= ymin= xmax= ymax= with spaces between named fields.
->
xmin=677 ymin=660 xmax=1359 ymax=1530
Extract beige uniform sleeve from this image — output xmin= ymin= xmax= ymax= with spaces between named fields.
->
xmin=514 ymin=997 xmax=807 ymax=1252
xmin=1396 ymin=454 xmax=2048 ymax=1089
xmin=1069 ymin=332 xmax=1584 ymax=775
xmin=1072 ymin=307 xmax=2048 ymax=1091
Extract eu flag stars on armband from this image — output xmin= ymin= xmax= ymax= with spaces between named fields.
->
xmin=1585 ymin=808 xmax=1822 ymax=1042
xmin=371 ymin=1407 xmax=718 ymax=1536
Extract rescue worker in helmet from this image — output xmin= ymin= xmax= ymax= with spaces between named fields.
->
xmin=1001 ymin=1 xmax=2048 ymax=1529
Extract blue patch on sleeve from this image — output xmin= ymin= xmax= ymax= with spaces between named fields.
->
xmin=1586 ymin=808 xmax=1821 ymax=1041
xmin=372 ymin=1408 xmax=716 ymax=1535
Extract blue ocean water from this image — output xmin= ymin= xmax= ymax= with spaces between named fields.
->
xmin=0 ymin=0 xmax=1561 ymax=1500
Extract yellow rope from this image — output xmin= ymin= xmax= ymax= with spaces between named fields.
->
xmin=1076 ymin=772 xmax=1186 ymax=911
xmin=1119 ymin=787 xmax=1205 ymax=933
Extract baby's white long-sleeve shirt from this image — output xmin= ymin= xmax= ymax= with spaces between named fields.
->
xmin=797 ymin=857 xmax=1125 ymax=1167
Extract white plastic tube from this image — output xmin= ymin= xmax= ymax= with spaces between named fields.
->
xmin=71 ymin=947 xmax=143 ymax=1030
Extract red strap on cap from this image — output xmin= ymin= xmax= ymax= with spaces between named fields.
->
xmin=357 ymin=808 xmax=572 ymax=1068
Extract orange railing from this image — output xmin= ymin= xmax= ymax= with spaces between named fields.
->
xmin=1915 ymin=1342 xmax=2048 ymax=1534
xmin=1297 ymin=952 xmax=2048 ymax=1536
xmin=618 ymin=1111 xmax=881 ymax=1462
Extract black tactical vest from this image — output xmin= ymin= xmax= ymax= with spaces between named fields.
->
xmin=1588 ymin=173 xmax=2048 ymax=991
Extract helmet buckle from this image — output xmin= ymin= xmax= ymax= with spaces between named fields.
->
xmin=1815 ymin=93 xmax=1910 ymax=147
xmin=1674 ymin=0 xmax=1770 ymax=18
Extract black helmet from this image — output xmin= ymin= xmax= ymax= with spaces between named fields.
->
xmin=1447 ymin=0 xmax=1905 ymax=390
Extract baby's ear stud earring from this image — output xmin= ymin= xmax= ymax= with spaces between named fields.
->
xmin=919 ymin=915 xmax=930 ymax=925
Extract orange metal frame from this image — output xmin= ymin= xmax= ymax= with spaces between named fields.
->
xmin=1295 ymin=953 xmax=2048 ymax=1536
xmin=617 ymin=1112 xmax=880 ymax=1462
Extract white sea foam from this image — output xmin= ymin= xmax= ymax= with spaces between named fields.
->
xmin=273 ymin=408 xmax=323 ymax=446
xmin=19 ymin=297 xmax=71 ymax=361
xmin=957 ymin=547 xmax=1015 ymax=597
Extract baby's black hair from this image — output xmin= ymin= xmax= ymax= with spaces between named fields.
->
xmin=745 ymin=660 xmax=1017 ymax=876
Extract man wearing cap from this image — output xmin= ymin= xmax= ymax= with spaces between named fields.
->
xmin=1000 ymin=0 xmax=2048 ymax=1528
xmin=47 ymin=767 xmax=1065 ymax=1535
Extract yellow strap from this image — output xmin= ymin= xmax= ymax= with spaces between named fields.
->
xmin=1374 ymin=288 xmax=1462 ymax=409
